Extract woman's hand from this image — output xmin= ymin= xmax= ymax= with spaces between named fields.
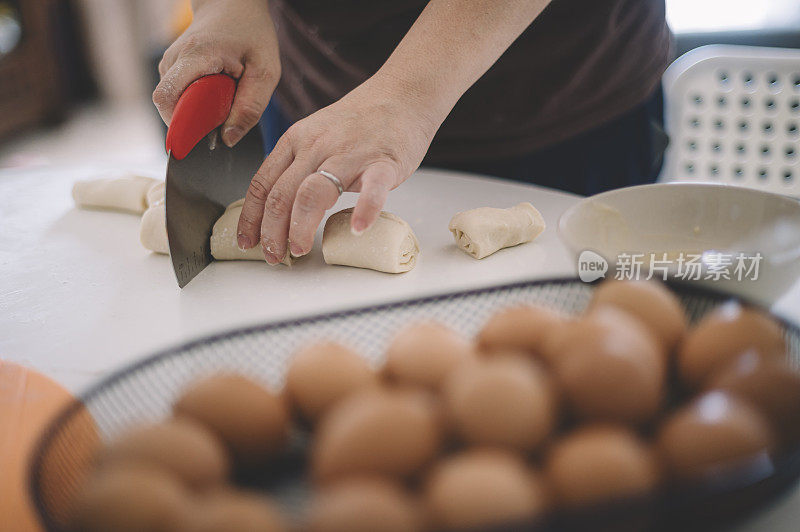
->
xmin=236 ymin=74 xmax=441 ymax=264
xmin=153 ymin=0 xmax=279 ymax=147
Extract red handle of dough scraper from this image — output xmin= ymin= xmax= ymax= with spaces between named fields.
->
xmin=165 ymin=73 xmax=236 ymax=160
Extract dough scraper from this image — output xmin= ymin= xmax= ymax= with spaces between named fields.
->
xmin=165 ymin=74 xmax=264 ymax=288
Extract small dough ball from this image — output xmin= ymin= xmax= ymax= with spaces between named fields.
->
xmin=322 ymin=208 xmax=419 ymax=273
xmin=553 ymin=306 xmax=664 ymax=424
xmin=286 ymin=342 xmax=377 ymax=422
xmin=589 ymin=280 xmax=687 ymax=353
xmin=443 ymin=354 xmax=556 ymax=451
xmin=383 ymin=322 xmax=475 ymax=391
xmin=657 ymin=391 xmax=773 ymax=480
xmin=424 ymin=449 xmax=548 ymax=531
xmin=193 ymin=489 xmax=287 ymax=532
xmin=72 ymin=174 xmax=159 ymax=214
xmin=140 ymin=204 xmax=169 ymax=254
xmin=211 ymin=199 xmax=296 ymax=265
xmin=71 ymin=464 xmax=194 ymax=532
xmin=678 ymin=302 xmax=785 ymax=388
xmin=312 ymin=388 xmax=441 ymax=483
xmin=449 ymin=202 xmax=545 ymax=259
xmin=709 ymin=351 xmax=800 ymax=447
xmin=308 ymin=477 xmax=422 ymax=532
xmin=146 ymin=181 xmax=165 ymax=208
xmin=100 ymin=418 xmax=229 ymax=490
xmin=476 ymin=305 xmax=567 ymax=364
xmin=173 ymin=374 xmax=289 ymax=466
xmin=545 ymin=425 xmax=659 ymax=507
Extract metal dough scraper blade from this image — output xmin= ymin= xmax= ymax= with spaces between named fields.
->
xmin=164 ymin=74 xmax=264 ymax=288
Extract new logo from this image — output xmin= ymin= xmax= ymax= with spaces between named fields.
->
xmin=577 ymin=250 xmax=608 ymax=283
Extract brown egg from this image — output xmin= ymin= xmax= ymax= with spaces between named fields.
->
xmin=286 ymin=342 xmax=377 ymax=422
xmin=544 ymin=425 xmax=659 ymax=507
xmin=70 ymin=464 xmax=194 ymax=532
xmin=173 ymin=374 xmax=289 ymax=466
xmin=678 ymin=302 xmax=786 ymax=388
xmin=308 ymin=477 xmax=422 ymax=532
xmin=657 ymin=391 xmax=774 ymax=480
xmin=442 ymin=354 xmax=557 ymax=451
xmin=100 ymin=418 xmax=229 ymax=490
xmin=538 ymin=318 xmax=576 ymax=367
xmin=709 ymin=351 xmax=800 ymax=447
xmin=193 ymin=489 xmax=287 ymax=532
xmin=312 ymin=388 xmax=441 ymax=483
xmin=383 ymin=322 xmax=475 ymax=391
xmin=477 ymin=305 xmax=568 ymax=363
xmin=589 ymin=279 xmax=688 ymax=353
xmin=424 ymin=449 xmax=549 ymax=531
xmin=552 ymin=306 xmax=665 ymax=424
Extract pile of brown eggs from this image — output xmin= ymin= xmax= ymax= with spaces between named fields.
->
xmin=70 ymin=280 xmax=800 ymax=532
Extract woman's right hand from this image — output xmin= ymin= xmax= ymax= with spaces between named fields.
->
xmin=153 ymin=0 xmax=280 ymax=147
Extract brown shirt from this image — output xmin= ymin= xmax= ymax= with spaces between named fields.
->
xmin=269 ymin=0 xmax=672 ymax=164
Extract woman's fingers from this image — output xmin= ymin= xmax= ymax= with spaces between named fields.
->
xmin=288 ymin=162 xmax=356 ymax=256
xmin=351 ymin=162 xmax=397 ymax=234
xmin=236 ymin=137 xmax=294 ymax=251
xmin=251 ymin=157 xmax=397 ymax=262
xmin=259 ymin=157 xmax=320 ymax=264
xmin=157 ymin=47 xmax=178 ymax=77
xmin=221 ymin=55 xmax=277 ymax=147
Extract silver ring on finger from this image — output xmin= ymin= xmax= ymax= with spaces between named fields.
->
xmin=318 ymin=170 xmax=344 ymax=196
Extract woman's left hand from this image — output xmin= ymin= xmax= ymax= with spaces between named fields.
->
xmin=235 ymin=74 xmax=441 ymax=264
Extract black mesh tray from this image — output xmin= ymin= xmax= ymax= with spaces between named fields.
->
xmin=29 ymin=278 xmax=800 ymax=531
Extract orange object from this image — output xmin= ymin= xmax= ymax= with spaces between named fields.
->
xmin=0 ymin=361 xmax=99 ymax=531
xmin=172 ymin=0 xmax=193 ymax=37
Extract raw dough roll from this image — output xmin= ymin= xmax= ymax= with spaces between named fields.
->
xmin=139 ymin=181 xmax=168 ymax=254
xmin=72 ymin=175 xmax=159 ymax=214
xmin=449 ymin=202 xmax=545 ymax=259
xmin=139 ymin=204 xmax=169 ymax=255
xmin=145 ymin=181 xmax=165 ymax=208
xmin=322 ymin=208 xmax=419 ymax=273
xmin=210 ymin=199 xmax=293 ymax=266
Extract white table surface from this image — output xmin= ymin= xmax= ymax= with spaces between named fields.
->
xmin=1 ymin=165 xmax=582 ymax=392
xmin=1 ymin=163 xmax=798 ymax=530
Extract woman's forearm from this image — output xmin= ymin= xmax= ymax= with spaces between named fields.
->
xmin=373 ymin=0 xmax=551 ymax=127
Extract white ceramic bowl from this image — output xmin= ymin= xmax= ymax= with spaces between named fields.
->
xmin=558 ymin=183 xmax=800 ymax=305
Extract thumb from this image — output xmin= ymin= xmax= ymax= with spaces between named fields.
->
xmin=222 ymin=59 xmax=277 ymax=147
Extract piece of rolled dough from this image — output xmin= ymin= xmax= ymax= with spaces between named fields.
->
xmin=145 ymin=181 xmax=165 ymax=208
xmin=322 ymin=208 xmax=419 ymax=273
xmin=140 ymin=204 xmax=169 ymax=254
xmin=449 ymin=202 xmax=545 ymax=259
xmin=210 ymin=199 xmax=293 ymax=266
xmin=72 ymin=175 xmax=159 ymax=214
xmin=139 ymin=181 xmax=168 ymax=254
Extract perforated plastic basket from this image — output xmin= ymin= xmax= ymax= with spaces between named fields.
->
xmin=29 ymin=278 xmax=800 ymax=531
xmin=661 ymin=45 xmax=800 ymax=197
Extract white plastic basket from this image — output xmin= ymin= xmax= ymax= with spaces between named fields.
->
xmin=660 ymin=45 xmax=800 ymax=197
